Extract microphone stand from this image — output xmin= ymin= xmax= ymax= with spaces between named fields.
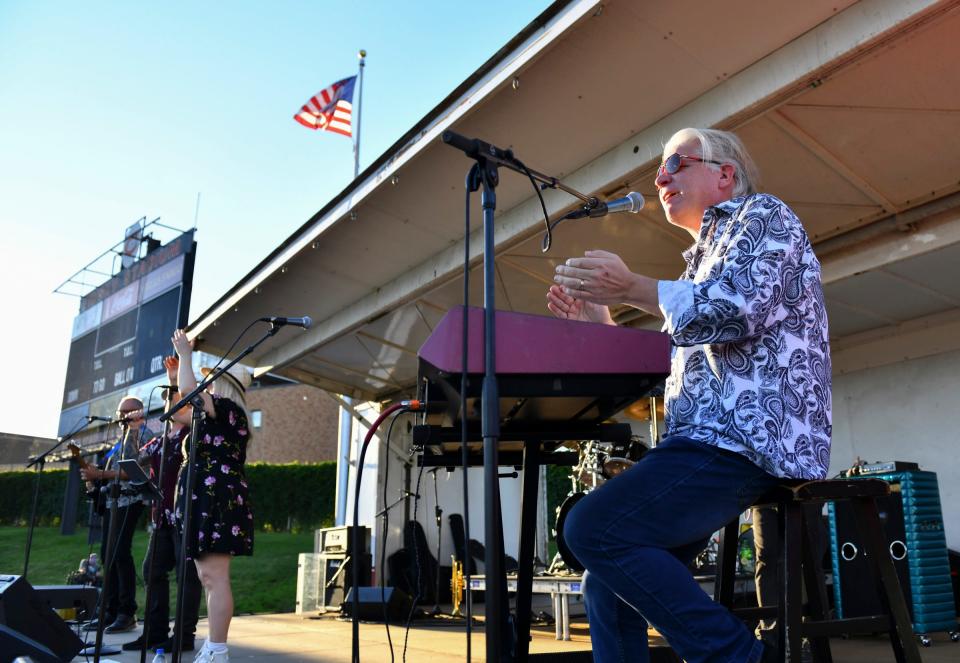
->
xmin=161 ymin=322 xmax=283 ymax=663
xmin=139 ymin=389 xmax=177 ymax=663
xmin=444 ymin=133 xmax=509 ymax=663
xmin=442 ymin=131 xmax=585 ymax=662
xmin=430 ymin=468 xmax=443 ymax=616
xmin=374 ymin=491 xmax=415 ymax=520
xmin=23 ymin=419 xmax=95 ymax=579
xmin=93 ymin=423 xmax=134 ymax=662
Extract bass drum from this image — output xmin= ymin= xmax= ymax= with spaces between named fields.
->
xmin=554 ymin=491 xmax=588 ymax=573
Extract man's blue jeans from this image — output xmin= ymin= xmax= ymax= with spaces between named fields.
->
xmin=565 ymin=436 xmax=779 ymax=663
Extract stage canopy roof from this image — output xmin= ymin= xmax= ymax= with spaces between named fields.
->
xmin=190 ymin=0 xmax=960 ymax=400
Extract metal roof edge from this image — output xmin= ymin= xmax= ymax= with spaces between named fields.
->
xmin=188 ymin=0 xmax=588 ymax=337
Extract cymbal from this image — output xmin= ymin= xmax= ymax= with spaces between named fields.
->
xmin=603 ymin=457 xmax=634 ymax=477
xmin=624 ymin=398 xmax=665 ymax=421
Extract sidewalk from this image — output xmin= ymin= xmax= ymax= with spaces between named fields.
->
xmin=71 ymin=610 xmax=959 ymax=662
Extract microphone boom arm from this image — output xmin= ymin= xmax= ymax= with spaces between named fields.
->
xmin=441 ymin=130 xmax=594 ymax=204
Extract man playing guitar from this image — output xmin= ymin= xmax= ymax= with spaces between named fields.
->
xmin=77 ymin=397 xmax=153 ymax=634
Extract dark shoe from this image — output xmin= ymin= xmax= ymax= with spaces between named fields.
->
xmin=82 ymin=615 xmax=116 ymax=632
xmin=155 ymin=635 xmax=195 ymax=652
xmin=122 ymin=633 xmax=168 ymax=651
xmin=104 ymin=613 xmax=138 ymax=633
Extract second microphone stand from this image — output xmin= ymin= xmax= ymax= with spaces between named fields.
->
xmin=92 ymin=423 xmax=136 ymax=662
xmin=429 ymin=468 xmax=444 ymax=616
xmin=138 ymin=387 xmax=177 ymax=663
xmin=22 ymin=419 xmax=95 ymax=580
xmin=161 ymin=322 xmax=283 ymax=663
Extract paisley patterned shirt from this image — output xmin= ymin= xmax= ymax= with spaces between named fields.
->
xmin=657 ymin=194 xmax=831 ymax=479
xmin=103 ymin=426 xmax=153 ymax=508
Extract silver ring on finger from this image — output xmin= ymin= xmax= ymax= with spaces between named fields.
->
xmin=578 ymin=278 xmax=585 ymax=290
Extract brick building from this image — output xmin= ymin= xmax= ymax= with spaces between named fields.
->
xmin=244 ymin=381 xmax=340 ymax=463
xmin=16 ymin=379 xmax=341 ymax=469
xmin=0 ymin=432 xmax=67 ymax=472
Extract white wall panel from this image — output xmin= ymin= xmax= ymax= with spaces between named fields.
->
xmin=831 ymin=349 xmax=960 ymax=550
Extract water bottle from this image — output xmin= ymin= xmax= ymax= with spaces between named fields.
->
xmin=152 ymin=648 xmax=167 ymax=663
xmin=737 ymin=526 xmax=756 ymax=574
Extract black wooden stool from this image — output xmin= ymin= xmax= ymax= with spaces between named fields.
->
xmin=713 ymin=479 xmax=922 ymax=663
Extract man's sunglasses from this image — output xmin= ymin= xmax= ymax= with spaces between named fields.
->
xmin=658 ymin=153 xmax=724 ymax=177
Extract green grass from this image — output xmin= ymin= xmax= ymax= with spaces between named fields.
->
xmin=0 ymin=526 xmax=314 ymax=616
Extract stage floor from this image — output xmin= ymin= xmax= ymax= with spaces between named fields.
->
xmin=78 ymin=609 xmax=960 ymax=662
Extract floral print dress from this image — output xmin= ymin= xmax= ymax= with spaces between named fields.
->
xmin=175 ymin=394 xmax=254 ymax=557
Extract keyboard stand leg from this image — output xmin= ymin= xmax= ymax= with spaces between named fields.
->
xmin=514 ymin=440 xmax=541 ymax=662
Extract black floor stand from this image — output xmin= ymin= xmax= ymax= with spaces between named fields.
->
xmin=138 ymin=389 xmax=177 ymax=663
xmin=22 ymin=420 xmax=94 ymax=580
xmin=430 ymin=468 xmax=444 ymax=616
xmin=161 ymin=322 xmax=284 ymax=663
xmin=91 ymin=427 xmax=133 ymax=662
xmin=441 ymin=131 xmax=600 ymax=663
xmin=447 ymin=136 xmax=511 ymax=663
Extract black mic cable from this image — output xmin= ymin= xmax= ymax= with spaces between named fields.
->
xmin=351 ymin=400 xmax=424 ymax=663
xmin=541 ymin=191 xmax=646 ymax=250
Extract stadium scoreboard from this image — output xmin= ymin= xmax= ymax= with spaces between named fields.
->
xmin=58 ymin=231 xmax=196 ymax=436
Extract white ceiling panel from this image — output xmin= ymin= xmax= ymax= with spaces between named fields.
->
xmin=882 ymin=243 xmax=960 ymax=304
xmin=825 ymin=270 xmax=957 ymax=324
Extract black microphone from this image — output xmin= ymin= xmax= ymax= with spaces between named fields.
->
xmin=86 ymin=415 xmax=114 ymax=423
xmin=441 ymin=130 xmax=515 ymax=164
xmin=564 ymin=191 xmax=645 ymax=220
xmin=259 ymin=316 xmax=312 ymax=329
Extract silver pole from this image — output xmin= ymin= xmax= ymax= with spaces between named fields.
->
xmin=353 ymin=49 xmax=366 ymax=178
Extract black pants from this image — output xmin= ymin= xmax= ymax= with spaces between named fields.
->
xmin=100 ymin=501 xmax=144 ymax=619
xmin=752 ymin=505 xmax=828 ymax=642
xmin=142 ymin=522 xmax=202 ymax=640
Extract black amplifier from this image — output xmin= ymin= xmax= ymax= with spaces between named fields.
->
xmin=314 ymin=525 xmax=370 ymax=555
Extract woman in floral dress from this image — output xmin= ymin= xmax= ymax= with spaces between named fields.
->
xmin=171 ymin=329 xmax=253 ymax=663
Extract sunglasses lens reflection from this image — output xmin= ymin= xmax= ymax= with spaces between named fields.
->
xmin=666 ymin=154 xmax=682 ymax=174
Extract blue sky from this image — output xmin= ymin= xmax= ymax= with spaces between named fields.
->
xmin=0 ymin=1 xmax=552 ymax=438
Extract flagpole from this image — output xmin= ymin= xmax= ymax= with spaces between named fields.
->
xmin=354 ymin=49 xmax=366 ymax=179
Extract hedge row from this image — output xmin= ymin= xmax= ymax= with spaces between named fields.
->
xmin=0 ymin=462 xmax=338 ymax=532
xmin=245 ymin=462 xmax=337 ymax=532
xmin=0 ymin=469 xmax=90 ymax=527
xmin=1 ymin=462 xmax=572 ymax=535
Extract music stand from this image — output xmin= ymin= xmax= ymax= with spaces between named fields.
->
xmin=117 ymin=459 xmax=162 ymax=502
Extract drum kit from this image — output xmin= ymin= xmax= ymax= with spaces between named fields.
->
xmin=550 ymin=395 xmax=663 ymax=574
xmin=551 ymin=436 xmax=650 ymax=573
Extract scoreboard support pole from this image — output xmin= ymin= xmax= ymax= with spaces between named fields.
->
xmin=60 ymin=459 xmax=82 ymax=535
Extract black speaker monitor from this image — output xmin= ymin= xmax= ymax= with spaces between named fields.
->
xmin=317 ymin=552 xmax=372 ymax=611
xmin=832 ymin=493 xmax=913 ymax=618
xmin=0 ymin=623 xmax=60 ymax=663
xmin=0 ymin=574 xmax=84 ymax=662
xmin=342 ymin=586 xmax=413 ymax=622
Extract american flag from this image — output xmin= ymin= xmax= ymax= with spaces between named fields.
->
xmin=293 ymin=76 xmax=356 ymax=136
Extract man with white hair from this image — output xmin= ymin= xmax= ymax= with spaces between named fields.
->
xmin=548 ymin=128 xmax=831 ymax=662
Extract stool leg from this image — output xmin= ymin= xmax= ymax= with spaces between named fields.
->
xmin=850 ymin=497 xmax=922 ymax=663
xmin=714 ymin=519 xmax=739 ymax=607
xmin=800 ymin=503 xmax=832 ymax=663
xmin=784 ymin=502 xmax=803 ymax=662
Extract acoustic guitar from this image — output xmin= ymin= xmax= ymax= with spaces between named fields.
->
xmin=68 ymin=442 xmax=106 ymax=515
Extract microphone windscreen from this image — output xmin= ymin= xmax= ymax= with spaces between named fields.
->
xmin=625 ymin=191 xmax=645 ymax=212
